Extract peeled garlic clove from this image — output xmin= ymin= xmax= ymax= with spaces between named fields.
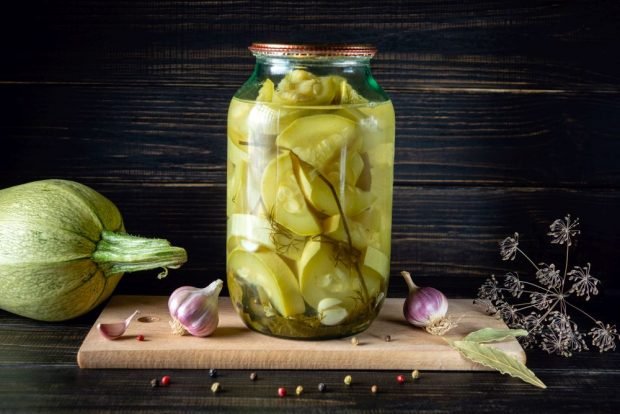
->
xmin=317 ymin=298 xmax=349 ymax=326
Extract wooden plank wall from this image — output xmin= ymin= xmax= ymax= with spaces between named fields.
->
xmin=1 ymin=1 xmax=619 ymax=305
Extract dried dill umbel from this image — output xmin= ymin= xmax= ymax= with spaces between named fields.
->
xmin=476 ymin=214 xmax=619 ymax=356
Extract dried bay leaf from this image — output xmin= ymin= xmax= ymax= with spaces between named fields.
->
xmin=452 ymin=341 xmax=546 ymax=389
xmin=463 ymin=328 xmax=528 ymax=343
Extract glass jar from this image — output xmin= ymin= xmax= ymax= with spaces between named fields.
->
xmin=226 ymin=43 xmax=395 ymax=339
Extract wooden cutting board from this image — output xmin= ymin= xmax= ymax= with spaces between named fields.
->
xmin=77 ymin=296 xmax=525 ymax=370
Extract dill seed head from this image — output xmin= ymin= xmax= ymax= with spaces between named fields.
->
xmin=476 ymin=215 xmax=619 ymax=356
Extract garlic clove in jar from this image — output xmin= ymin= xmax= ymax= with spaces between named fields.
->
xmin=317 ymin=297 xmax=349 ymax=326
xmin=168 ymin=279 xmax=223 ymax=337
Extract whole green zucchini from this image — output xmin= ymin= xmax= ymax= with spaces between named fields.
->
xmin=0 ymin=179 xmax=187 ymax=321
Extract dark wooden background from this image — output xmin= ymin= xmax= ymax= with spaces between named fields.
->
xmin=1 ymin=1 xmax=620 ymax=412
xmin=3 ymin=0 xmax=620 ymax=304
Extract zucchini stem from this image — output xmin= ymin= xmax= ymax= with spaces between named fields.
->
xmin=92 ymin=230 xmax=188 ymax=278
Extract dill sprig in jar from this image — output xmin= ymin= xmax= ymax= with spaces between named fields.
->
xmin=226 ymin=43 xmax=395 ymax=339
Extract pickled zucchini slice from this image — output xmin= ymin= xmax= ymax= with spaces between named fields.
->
xmin=296 ymin=161 xmax=376 ymax=217
xmin=341 ymin=186 xmax=377 ymax=217
xmin=273 ymin=70 xmax=336 ymax=106
xmin=355 ymin=152 xmax=372 ymax=191
xmin=277 ymin=114 xmax=356 ymax=171
xmin=228 ymin=137 xmax=249 ymax=165
xmin=348 ymin=151 xmax=365 ymax=185
xmin=228 ymin=249 xmax=305 ymax=317
xmin=261 ymin=152 xmax=321 ymax=236
xmin=227 ymin=159 xmax=258 ymax=216
xmin=322 ymin=214 xmax=381 ymax=252
xmin=296 ymin=162 xmax=338 ymax=215
xmin=331 ymin=76 xmax=368 ymax=105
xmin=228 ymin=214 xmax=274 ymax=250
xmin=358 ymin=101 xmax=396 ymax=151
xmin=361 ymin=245 xmax=390 ymax=280
xmin=299 ymin=240 xmax=382 ymax=310
xmin=299 ymin=240 xmax=355 ymax=309
xmin=324 ymin=150 xmax=365 ymax=186
xmin=227 ymin=99 xmax=253 ymax=152
xmin=355 ymin=207 xmax=392 ymax=253
xmin=368 ymin=165 xmax=393 ymax=223
xmin=257 ymin=79 xmax=275 ymax=102
xmin=367 ymin=143 xmax=394 ymax=168
xmin=360 ymin=264 xmax=383 ymax=299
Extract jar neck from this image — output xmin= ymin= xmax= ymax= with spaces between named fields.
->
xmin=252 ymin=55 xmax=371 ymax=79
xmin=236 ymin=55 xmax=388 ymax=103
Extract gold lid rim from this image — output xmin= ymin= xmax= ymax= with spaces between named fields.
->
xmin=248 ymin=43 xmax=377 ymax=58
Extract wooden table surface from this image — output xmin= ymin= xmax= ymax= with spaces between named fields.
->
xmin=1 ymin=297 xmax=619 ymax=413
xmin=2 ymin=0 xmax=620 ymax=412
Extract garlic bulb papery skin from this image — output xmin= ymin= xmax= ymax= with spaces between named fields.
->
xmin=168 ymin=279 xmax=223 ymax=337
xmin=401 ymin=271 xmax=455 ymax=336
xmin=404 ymin=285 xmax=448 ymax=327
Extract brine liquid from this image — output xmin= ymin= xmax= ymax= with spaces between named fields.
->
xmin=226 ymin=97 xmax=395 ymax=339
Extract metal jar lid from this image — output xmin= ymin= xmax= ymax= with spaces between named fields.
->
xmin=248 ymin=43 xmax=377 ymax=58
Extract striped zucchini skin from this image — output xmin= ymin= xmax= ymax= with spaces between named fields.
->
xmin=0 ymin=180 xmax=125 ymax=321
